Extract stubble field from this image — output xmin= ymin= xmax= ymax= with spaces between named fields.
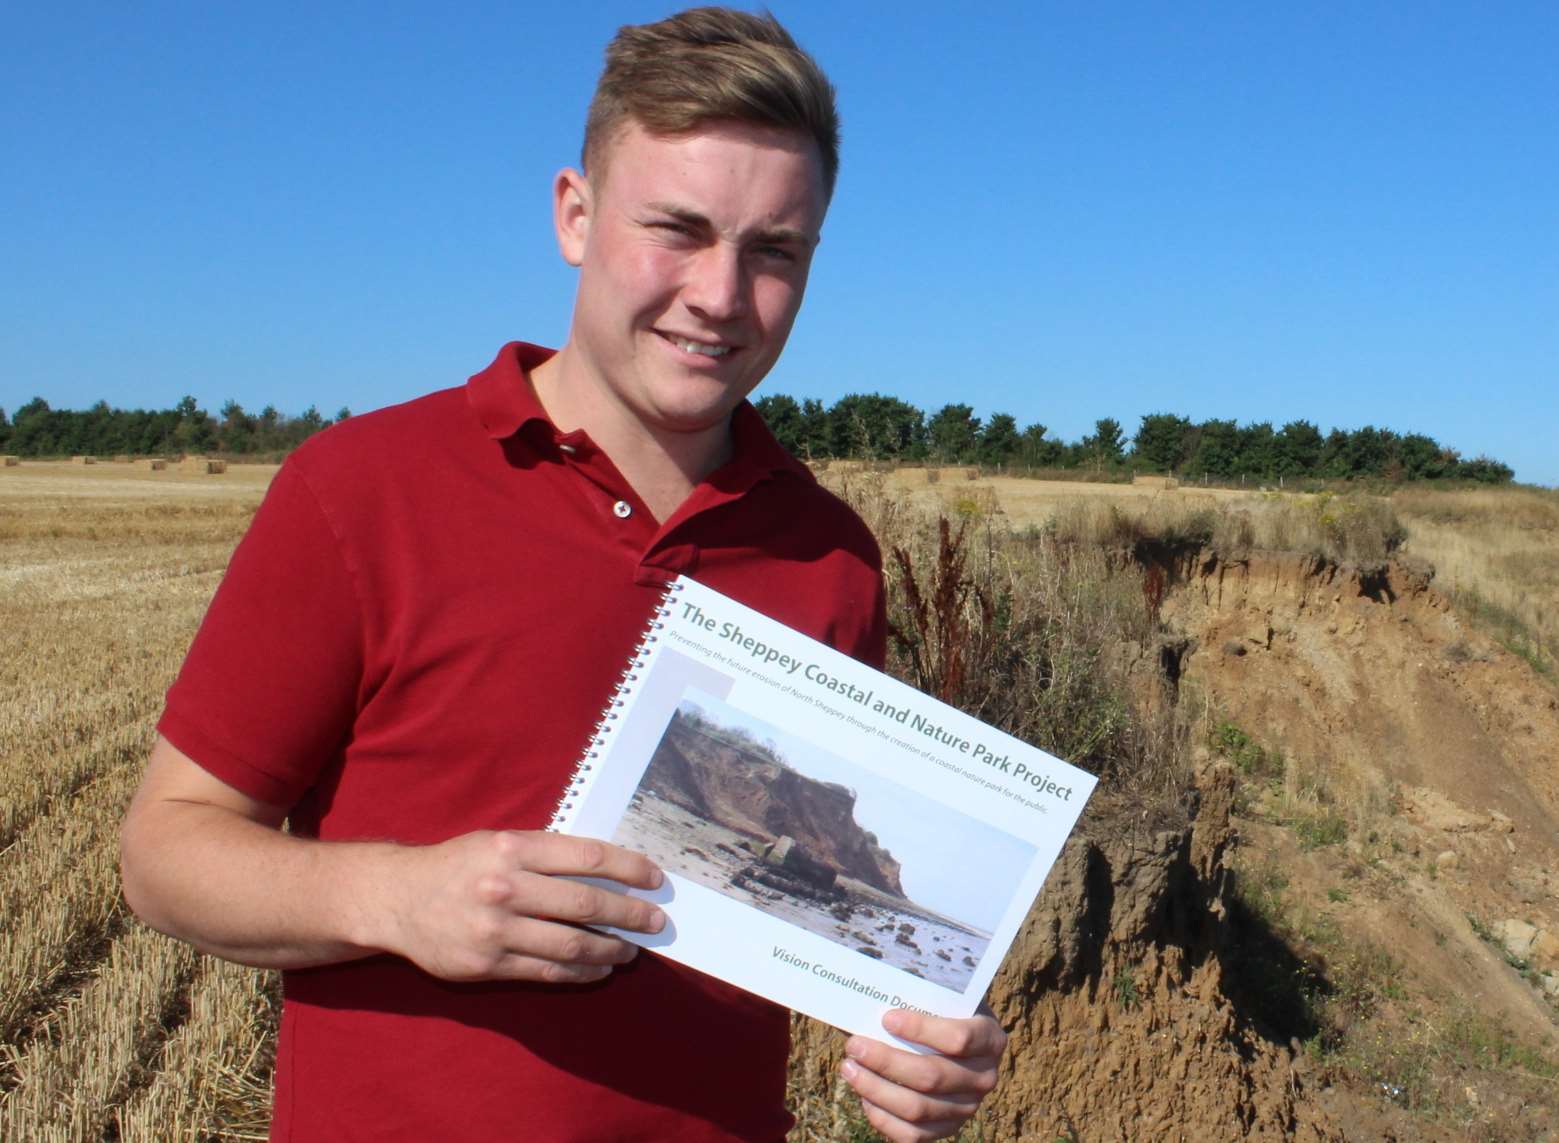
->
xmin=0 ymin=462 xmax=278 ymax=1141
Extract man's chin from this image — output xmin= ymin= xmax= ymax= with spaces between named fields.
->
xmin=641 ymin=381 xmax=755 ymax=434
xmin=648 ymin=408 xmax=739 ymax=438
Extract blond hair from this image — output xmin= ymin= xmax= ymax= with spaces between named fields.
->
xmin=584 ymin=7 xmax=839 ymax=200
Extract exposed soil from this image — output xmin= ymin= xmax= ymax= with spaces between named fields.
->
xmin=1161 ymin=550 xmax=1559 ymax=1019
xmin=1161 ymin=549 xmax=1559 ymax=1141
xmin=790 ymin=524 xmax=1559 ymax=1141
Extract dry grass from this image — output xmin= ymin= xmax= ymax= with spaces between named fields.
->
xmin=1393 ymin=485 xmax=1559 ymax=674
xmin=876 ymin=466 xmax=1412 ymax=567
xmin=826 ymin=471 xmax=1194 ymax=813
xmin=0 ymin=463 xmax=276 ymax=1138
xmin=1044 ymin=489 xmax=1407 ymax=566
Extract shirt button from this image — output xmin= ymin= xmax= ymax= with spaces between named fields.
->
xmin=612 ymin=500 xmax=632 ymax=519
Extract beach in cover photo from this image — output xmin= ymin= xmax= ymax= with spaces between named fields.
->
xmin=611 ymin=690 xmax=1037 ymax=993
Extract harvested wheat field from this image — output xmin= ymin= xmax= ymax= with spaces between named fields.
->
xmin=1 ymin=461 xmax=279 ymax=1140
xmin=5 ymin=459 xmax=1558 ymax=1141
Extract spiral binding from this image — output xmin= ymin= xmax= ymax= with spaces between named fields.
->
xmin=547 ymin=579 xmax=684 ymax=828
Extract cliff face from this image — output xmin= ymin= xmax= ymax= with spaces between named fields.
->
xmin=790 ymin=549 xmax=1559 ymax=1142
xmin=789 ymin=767 xmax=1344 ymax=1141
xmin=645 ymin=711 xmax=905 ymax=896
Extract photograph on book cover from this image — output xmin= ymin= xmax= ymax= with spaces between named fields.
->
xmin=613 ymin=689 xmax=1038 ymax=994
xmin=554 ymin=577 xmax=1096 ymax=1045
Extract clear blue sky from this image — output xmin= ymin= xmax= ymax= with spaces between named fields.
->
xmin=4 ymin=3 xmax=1555 ymax=484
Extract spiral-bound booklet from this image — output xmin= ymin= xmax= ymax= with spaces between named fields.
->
xmin=549 ymin=576 xmax=1096 ymax=1047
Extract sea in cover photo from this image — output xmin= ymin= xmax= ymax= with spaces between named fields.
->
xmin=612 ymin=690 xmax=1038 ymax=993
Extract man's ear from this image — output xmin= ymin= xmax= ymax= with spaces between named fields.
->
xmin=553 ymin=167 xmax=592 ymax=267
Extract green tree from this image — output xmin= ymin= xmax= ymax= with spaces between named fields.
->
xmin=1081 ymin=417 xmax=1125 ymax=469
xmin=1273 ymin=420 xmax=1323 ymax=477
xmin=11 ymin=398 xmax=55 ymax=454
xmin=172 ymin=395 xmax=216 ymax=454
xmin=1131 ymin=413 xmax=1193 ymax=473
xmin=1184 ymin=419 xmax=1239 ymax=477
xmin=1234 ymin=421 xmax=1277 ymax=478
xmin=754 ymin=393 xmax=805 ymax=454
xmin=257 ymin=405 xmax=282 ymax=452
xmin=798 ymin=398 xmax=829 ymax=458
xmin=825 ymin=394 xmax=923 ymax=459
xmin=220 ymin=400 xmax=257 ymax=454
xmin=926 ymin=403 xmax=981 ymax=463
xmin=1456 ymin=456 xmax=1514 ymax=483
xmin=1395 ymin=433 xmax=1453 ymax=480
xmin=978 ymin=413 xmax=1021 ymax=466
xmin=84 ymin=399 xmax=128 ymax=454
xmin=1326 ymin=425 xmax=1395 ymax=478
xmin=1016 ymin=422 xmax=1061 ymax=468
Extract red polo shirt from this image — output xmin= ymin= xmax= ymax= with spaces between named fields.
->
xmin=159 ymin=343 xmax=886 ymax=1142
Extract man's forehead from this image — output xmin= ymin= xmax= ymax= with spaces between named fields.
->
xmin=591 ymin=118 xmax=827 ymax=210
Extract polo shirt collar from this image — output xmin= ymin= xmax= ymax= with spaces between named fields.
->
xmin=464 ymin=340 xmax=813 ymax=491
xmin=466 ymin=341 xmax=556 ymax=440
xmin=718 ymin=401 xmax=813 ymax=489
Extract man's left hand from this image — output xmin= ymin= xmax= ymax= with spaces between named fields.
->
xmin=840 ymin=1009 xmax=1007 ymax=1142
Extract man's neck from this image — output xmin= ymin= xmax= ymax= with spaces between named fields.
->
xmin=528 ymin=350 xmax=733 ymax=524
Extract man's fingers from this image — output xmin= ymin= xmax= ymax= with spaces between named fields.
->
xmin=496 ymin=831 xmax=663 ymax=888
xmin=385 ymin=830 xmax=669 ymax=982
xmin=496 ymin=865 xmax=666 ymax=934
xmin=485 ymin=951 xmax=617 ymax=985
xmin=843 ymin=1073 xmax=974 ymax=1143
xmin=881 ymin=1009 xmax=1008 ymax=1062
xmin=432 ymin=916 xmax=640 ymax=982
xmin=506 ymin=916 xmax=641 ymax=966
xmin=481 ymin=832 xmax=666 ymax=934
xmin=842 ymin=1037 xmax=997 ymax=1099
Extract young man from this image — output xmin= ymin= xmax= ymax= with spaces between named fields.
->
xmin=121 ymin=9 xmax=1006 ymax=1141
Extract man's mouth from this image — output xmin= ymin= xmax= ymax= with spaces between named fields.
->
xmin=661 ymin=333 xmax=734 ymax=358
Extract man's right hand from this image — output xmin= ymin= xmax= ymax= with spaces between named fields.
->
xmin=376 ymin=829 xmax=664 ymax=983
xmin=121 ymin=735 xmax=664 ymax=979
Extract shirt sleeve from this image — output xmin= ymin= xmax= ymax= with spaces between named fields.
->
xmin=158 ymin=460 xmax=364 ymax=808
xmin=860 ymin=574 xmax=889 ymax=670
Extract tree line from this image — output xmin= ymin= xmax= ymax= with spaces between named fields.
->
xmin=0 ymin=397 xmax=350 ymax=459
xmin=0 ymin=393 xmax=1515 ymax=484
xmin=752 ymin=395 xmax=1514 ymax=484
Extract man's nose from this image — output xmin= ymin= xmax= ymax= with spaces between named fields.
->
xmin=683 ymin=244 xmax=749 ymax=322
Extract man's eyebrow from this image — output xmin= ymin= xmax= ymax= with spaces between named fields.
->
xmin=643 ymin=202 xmax=816 ymax=247
xmin=752 ymin=224 xmax=816 ymax=248
xmin=644 ymin=202 xmax=711 ymax=228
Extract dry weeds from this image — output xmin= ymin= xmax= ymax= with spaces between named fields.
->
xmin=1393 ymin=484 xmax=1558 ymax=675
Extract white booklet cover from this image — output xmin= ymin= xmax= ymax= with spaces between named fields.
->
xmin=549 ymin=576 xmax=1096 ymax=1047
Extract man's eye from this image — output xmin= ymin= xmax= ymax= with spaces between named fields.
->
xmin=649 ymin=221 xmax=693 ymax=236
xmin=755 ymin=245 xmax=797 ymax=263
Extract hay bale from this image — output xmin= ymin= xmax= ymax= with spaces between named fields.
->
xmin=112 ymin=453 xmax=131 ymax=464
xmin=2 ymin=455 xmax=18 ymax=467
xmin=138 ymin=458 xmax=168 ymax=471
xmin=205 ymin=459 xmax=227 ymax=474
xmin=71 ymin=455 xmax=96 ymax=465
